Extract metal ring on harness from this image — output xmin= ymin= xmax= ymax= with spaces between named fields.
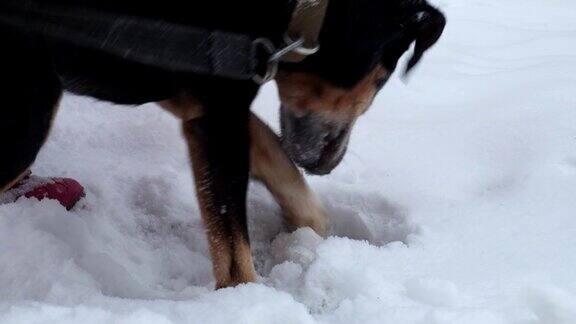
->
xmin=252 ymin=38 xmax=277 ymax=85
xmin=252 ymin=35 xmax=319 ymax=85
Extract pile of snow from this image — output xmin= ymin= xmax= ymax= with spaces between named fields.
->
xmin=1 ymin=0 xmax=576 ymax=322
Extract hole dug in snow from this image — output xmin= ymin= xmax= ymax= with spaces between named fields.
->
xmin=321 ymin=188 xmax=416 ymax=246
xmin=259 ymin=188 xmax=419 ymax=314
xmin=247 ymin=183 xmax=417 ymax=276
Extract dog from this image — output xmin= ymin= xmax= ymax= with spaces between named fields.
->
xmin=0 ymin=0 xmax=445 ymax=288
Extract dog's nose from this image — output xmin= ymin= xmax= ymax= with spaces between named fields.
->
xmin=280 ymin=105 xmax=351 ymax=175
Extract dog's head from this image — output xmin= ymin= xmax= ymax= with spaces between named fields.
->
xmin=276 ymin=0 xmax=446 ymax=175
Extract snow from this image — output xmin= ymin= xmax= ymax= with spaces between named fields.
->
xmin=2 ymin=0 xmax=576 ymax=322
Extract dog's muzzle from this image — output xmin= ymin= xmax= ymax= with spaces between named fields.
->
xmin=280 ymin=105 xmax=352 ymax=175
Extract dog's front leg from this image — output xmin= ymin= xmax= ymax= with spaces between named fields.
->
xmin=161 ymin=83 xmax=258 ymax=289
xmin=250 ymin=114 xmax=328 ymax=235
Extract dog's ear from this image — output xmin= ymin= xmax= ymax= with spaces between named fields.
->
xmin=404 ymin=6 xmax=446 ymax=75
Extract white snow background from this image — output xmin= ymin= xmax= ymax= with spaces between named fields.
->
xmin=1 ymin=0 xmax=576 ymax=323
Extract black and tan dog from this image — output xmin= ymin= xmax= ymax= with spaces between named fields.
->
xmin=0 ymin=0 xmax=445 ymax=288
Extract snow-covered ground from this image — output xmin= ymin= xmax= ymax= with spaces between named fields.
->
xmin=2 ymin=0 xmax=576 ymax=323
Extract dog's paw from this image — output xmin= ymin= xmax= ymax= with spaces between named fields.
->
xmin=284 ymin=196 xmax=328 ymax=237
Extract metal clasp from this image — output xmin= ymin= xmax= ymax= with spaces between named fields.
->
xmin=252 ymin=35 xmax=320 ymax=84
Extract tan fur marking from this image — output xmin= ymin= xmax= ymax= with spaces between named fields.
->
xmin=161 ymin=96 xmax=256 ymax=288
xmin=159 ymin=94 xmax=204 ymax=121
xmin=230 ymin=238 xmax=257 ymax=285
xmin=276 ymin=65 xmax=389 ymax=120
xmin=182 ymin=119 xmax=257 ymax=288
xmin=250 ymin=114 xmax=327 ymax=235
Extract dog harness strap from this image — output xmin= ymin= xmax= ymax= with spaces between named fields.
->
xmin=0 ymin=1 xmax=257 ymax=80
xmin=284 ymin=0 xmax=329 ymax=62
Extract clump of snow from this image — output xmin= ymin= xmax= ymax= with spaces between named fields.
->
xmin=271 ymin=228 xmax=322 ymax=268
xmin=2 ymin=0 xmax=576 ymax=322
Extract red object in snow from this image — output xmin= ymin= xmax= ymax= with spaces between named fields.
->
xmin=4 ymin=175 xmax=86 ymax=210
